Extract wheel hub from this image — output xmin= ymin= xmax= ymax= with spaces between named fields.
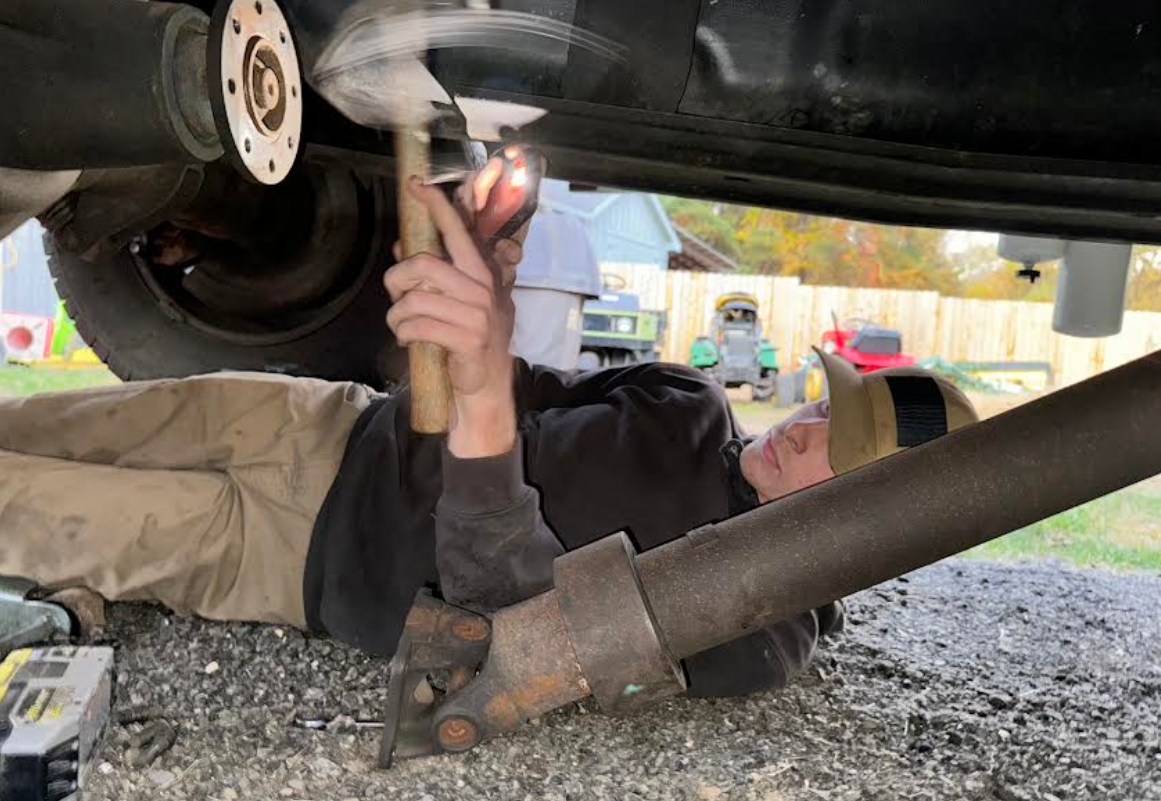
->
xmin=210 ymin=0 xmax=302 ymax=184
xmin=245 ymin=41 xmax=286 ymax=134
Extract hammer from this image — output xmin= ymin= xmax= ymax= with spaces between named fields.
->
xmin=392 ymin=25 xmax=451 ymax=434
xmin=312 ymin=3 xmax=622 ymax=432
xmin=314 ymin=6 xmax=462 ymax=432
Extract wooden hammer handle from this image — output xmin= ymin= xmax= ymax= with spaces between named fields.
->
xmin=396 ymin=125 xmax=451 ymax=434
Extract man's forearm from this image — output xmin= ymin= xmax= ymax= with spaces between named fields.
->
xmin=448 ymin=391 xmax=517 ymax=458
xmin=447 ymin=357 xmax=517 ymax=458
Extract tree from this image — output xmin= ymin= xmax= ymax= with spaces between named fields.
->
xmin=662 ymin=197 xmax=962 ymax=292
xmin=660 ymin=197 xmax=743 ymax=262
xmin=957 ymin=243 xmax=1161 ymax=309
xmin=1128 ymin=246 xmax=1161 ymax=311
xmin=662 ymin=194 xmax=1161 ymax=306
xmin=957 ymin=242 xmax=1057 ymax=302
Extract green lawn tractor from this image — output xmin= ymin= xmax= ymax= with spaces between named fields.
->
xmin=689 ymin=292 xmax=779 ymax=399
xmin=577 ymin=278 xmax=666 ymax=369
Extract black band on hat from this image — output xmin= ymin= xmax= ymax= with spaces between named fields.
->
xmin=885 ymin=376 xmax=948 ymax=447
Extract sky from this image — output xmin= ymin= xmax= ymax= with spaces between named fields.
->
xmin=943 ymin=229 xmax=999 ymax=256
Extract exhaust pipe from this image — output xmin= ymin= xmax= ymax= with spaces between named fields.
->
xmin=404 ymin=350 xmax=1161 ymax=757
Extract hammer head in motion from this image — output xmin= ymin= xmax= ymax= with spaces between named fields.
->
xmin=315 ymin=52 xmax=452 ymax=130
xmin=311 ymin=2 xmax=624 ymax=137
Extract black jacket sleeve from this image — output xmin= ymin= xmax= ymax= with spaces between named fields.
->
xmin=434 ymin=439 xmax=564 ymax=611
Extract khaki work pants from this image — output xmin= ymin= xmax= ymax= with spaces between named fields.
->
xmin=0 ymin=373 xmax=374 ymax=627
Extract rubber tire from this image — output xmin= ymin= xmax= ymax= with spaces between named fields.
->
xmin=577 ymin=350 xmax=602 ymax=371
xmin=45 ymin=235 xmax=393 ymax=385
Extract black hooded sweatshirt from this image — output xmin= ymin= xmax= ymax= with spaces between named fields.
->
xmin=304 ymin=361 xmax=819 ymax=696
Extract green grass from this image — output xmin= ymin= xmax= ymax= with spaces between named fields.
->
xmin=0 ymin=365 xmax=119 ymax=397
xmin=731 ymin=399 xmax=794 ymax=433
xmin=729 ymin=393 xmax=1161 ymax=574
xmin=965 ymin=487 xmax=1161 ymax=573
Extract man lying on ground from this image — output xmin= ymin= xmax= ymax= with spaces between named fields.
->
xmin=0 ymin=165 xmax=977 ymax=696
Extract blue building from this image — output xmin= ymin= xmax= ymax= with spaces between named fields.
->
xmin=0 ymin=221 xmax=57 ymax=318
xmin=508 ymin=180 xmax=681 ymax=369
xmin=537 ymin=179 xmax=681 ymax=271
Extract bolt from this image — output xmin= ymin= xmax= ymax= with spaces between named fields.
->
xmin=436 ymin=717 xmax=480 ymax=752
xmin=452 ymin=618 xmax=490 ymax=642
xmin=263 ymin=71 xmax=280 ymax=105
xmin=252 ymin=67 xmax=280 ymax=110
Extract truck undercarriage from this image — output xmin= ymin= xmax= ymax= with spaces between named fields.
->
xmin=4 ymin=0 xmax=1161 ymax=380
xmin=2 ymin=0 xmax=1160 ymax=770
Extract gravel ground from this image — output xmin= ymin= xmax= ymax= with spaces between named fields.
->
xmin=85 ymin=558 xmax=1161 ymax=801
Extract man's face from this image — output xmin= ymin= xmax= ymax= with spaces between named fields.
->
xmin=740 ymin=400 xmax=835 ymax=503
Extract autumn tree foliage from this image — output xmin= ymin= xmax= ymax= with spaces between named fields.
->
xmin=662 ymin=196 xmax=1161 ymax=309
xmin=662 ymin=197 xmax=960 ymax=292
xmin=958 ymin=242 xmax=1161 ymax=311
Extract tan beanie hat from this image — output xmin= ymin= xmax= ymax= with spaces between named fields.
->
xmin=815 ymin=348 xmax=979 ymax=475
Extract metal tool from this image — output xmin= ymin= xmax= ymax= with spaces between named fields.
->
xmin=0 ymin=646 xmax=115 ymax=801
xmin=319 ymin=2 xmax=460 ymax=433
xmin=310 ymin=5 xmax=622 ymax=137
xmin=294 ymin=717 xmax=384 ymax=732
xmin=0 ymin=578 xmax=73 ymax=660
xmin=311 ymin=2 xmax=620 ymax=432
xmin=376 ymin=349 xmax=1161 ymax=765
xmin=474 ymin=145 xmax=544 ymax=247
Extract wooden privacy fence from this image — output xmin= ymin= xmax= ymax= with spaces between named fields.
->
xmin=602 ymin=264 xmax=1161 ymax=387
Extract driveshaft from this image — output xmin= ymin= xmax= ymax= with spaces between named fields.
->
xmin=422 ymin=349 xmax=1161 ymax=753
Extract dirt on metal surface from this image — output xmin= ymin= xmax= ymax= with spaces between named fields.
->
xmin=86 ymin=558 xmax=1160 ymax=801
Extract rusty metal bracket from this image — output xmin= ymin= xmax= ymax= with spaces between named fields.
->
xmin=377 ymin=591 xmax=491 ymax=768
xmin=432 ymin=591 xmax=588 ymax=753
xmin=383 ymin=533 xmax=683 ymax=766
